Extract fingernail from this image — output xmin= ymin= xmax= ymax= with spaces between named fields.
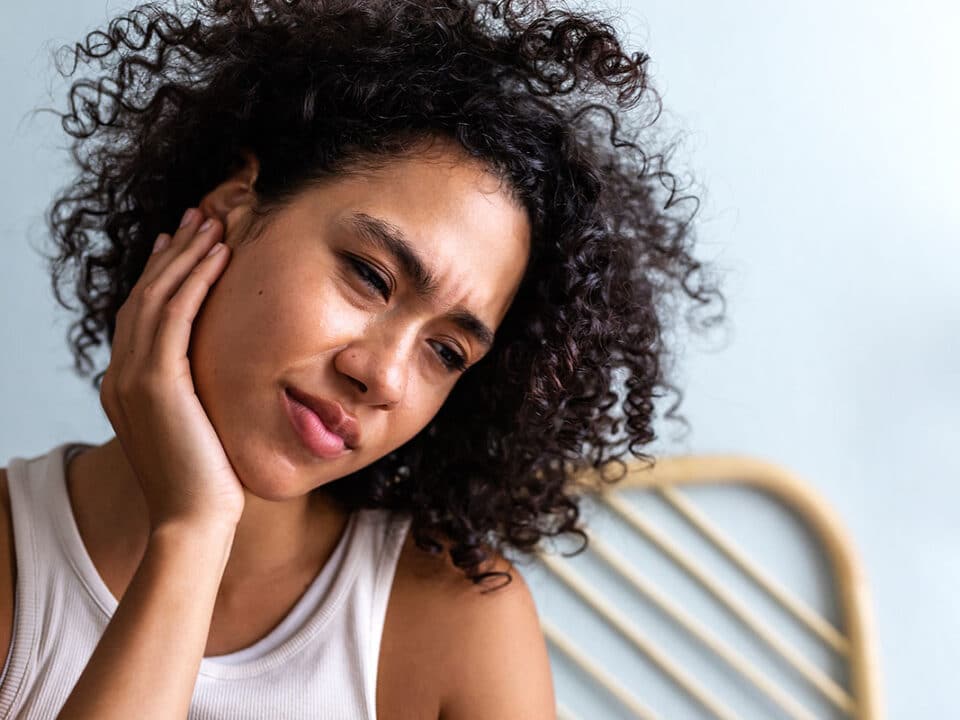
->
xmin=179 ymin=208 xmax=196 ymax=228
xmin=205 ymin=243 xmax=225 ymax=258
xmin=198 ymin=218 xmax=214 ymax=233
xmin=152 ymin=234 xmax=170 ymax=254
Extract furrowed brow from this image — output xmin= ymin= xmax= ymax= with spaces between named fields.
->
xmin=448 ymin=309 xmax=494 ymax=350
xmin=348 ymin=213 xmax=439 ymax=298
xmin=345 ymin=212 xmax=496 ymax=351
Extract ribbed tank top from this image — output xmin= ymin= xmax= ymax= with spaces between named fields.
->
xmin=0 ymin=442 xmax=412 ymax=719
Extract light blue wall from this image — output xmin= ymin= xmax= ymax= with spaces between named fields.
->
xmin=2 ymin=1 xmax=956 ymax=717
xmin=618 ymin=3 xmax=958 ymax=717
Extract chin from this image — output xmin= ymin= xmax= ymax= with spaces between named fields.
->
xmin=230 ymin=445 xmax=352 ymax=503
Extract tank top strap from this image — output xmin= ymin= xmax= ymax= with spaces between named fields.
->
xmin=355 ymin=507 xmax=412 ymax=718
xmin=1 ymin=442 xmax=92 ymax=713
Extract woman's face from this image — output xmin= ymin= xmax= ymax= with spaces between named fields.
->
xmin=189 ymin=143 xmax=530 ymax=500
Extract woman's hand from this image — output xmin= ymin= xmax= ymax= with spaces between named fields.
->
xmin=58 ymin=209 xmax=242 ymax=719
xmin=99 ymin=208 xmax=244 ymax=533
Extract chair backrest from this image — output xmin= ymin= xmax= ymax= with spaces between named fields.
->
xmin=531 ymin=455 xmax=883 ymax=720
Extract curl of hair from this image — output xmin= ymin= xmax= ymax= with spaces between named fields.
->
xmin=42 ymin=0 xmax=725 ymax=590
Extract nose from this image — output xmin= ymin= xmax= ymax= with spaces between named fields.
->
xmin=333 ymin=324 xmax=411 ymax=409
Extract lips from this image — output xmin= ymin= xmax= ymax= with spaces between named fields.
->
xmin=284 ymin=386 xmax=361 ymax=450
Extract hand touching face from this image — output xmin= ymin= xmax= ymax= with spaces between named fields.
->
xmin=100 ymin=208 xmax=246 ymax=531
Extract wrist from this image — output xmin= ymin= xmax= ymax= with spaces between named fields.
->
xmin=149 ymin=514 xmax=238 ymax=546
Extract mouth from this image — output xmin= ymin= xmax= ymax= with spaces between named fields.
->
xmin=283 ymin=386 xmax=361 ymax=459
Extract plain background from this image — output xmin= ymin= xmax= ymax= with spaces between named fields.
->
xmin=1 ymin=1 xmax=957 ymax=717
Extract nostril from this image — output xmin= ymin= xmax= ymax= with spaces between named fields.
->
xmin=354 ymin=378 xmax=368 ymax=393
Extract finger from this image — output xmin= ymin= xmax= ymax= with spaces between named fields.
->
xmin=153 ymin=241 xmax=230 ymax=369
xmin=113 ymin=209 xmax=206 ymax=366
xmin=131 ymin=217 xmax=224 ymax=365
xmin=151 ymin=233 xmax=172 ymax=255
xmin=137 ymin=208 xmax=206 ymax=287
xmin=110 ymin=230 xmax=178 ymax=362
xmin=104 ymin=209 xmax=216 ymax=433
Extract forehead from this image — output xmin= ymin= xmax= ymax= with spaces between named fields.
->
xmin=309 ymin=146 xmax=532 ymax=326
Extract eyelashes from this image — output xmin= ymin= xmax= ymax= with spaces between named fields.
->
xmin=344 ymin=254 xmax=467 ymax=372
xmin=347 ymin=255 xmax=390 ymax=300
xmin=430 ymin=340 xmax=467 ymax=372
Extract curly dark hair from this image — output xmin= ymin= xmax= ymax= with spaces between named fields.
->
xmin=40 ymin=0 xmax=725 ymax=589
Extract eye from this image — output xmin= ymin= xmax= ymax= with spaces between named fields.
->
xmin=431 ymin=340 xmax=468 ymax=373
xmin=343 ymin=253 xmax=467 ymax=373
xmin=346 ymin=255 xmax=390 ymax=301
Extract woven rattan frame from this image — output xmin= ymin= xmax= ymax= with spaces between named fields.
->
xmin=539 ymin=455 xmax=883 ymax=720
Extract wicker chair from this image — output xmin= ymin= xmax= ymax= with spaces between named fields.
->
xmin=533 ymin=456 xmax=883 ymax=720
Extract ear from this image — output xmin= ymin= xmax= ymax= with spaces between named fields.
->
xmin=197 ymin=149 xmax=260 ymax=228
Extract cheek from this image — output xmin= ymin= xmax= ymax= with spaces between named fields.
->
xmin=262 ymin=286 xmax=353 ymax=353
xmin=219 ymin=260 xmax=366 ymax=358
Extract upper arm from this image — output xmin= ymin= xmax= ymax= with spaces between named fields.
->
xmin=438 ymin=560 xmax=556 ymax=720
xmin=0 ymin=468 xmax=15 ymax=681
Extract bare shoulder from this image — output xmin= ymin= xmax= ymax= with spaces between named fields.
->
xmin=378 ymin=531 xmax=555 ymax=720
xmin=0 ymin=467 xmax=14 ymax=680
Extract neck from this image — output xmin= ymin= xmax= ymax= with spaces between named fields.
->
xmin=66 ymin=438 xmax=351 ymax=594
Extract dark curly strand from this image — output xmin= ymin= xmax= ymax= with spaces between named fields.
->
xmin=41 ymin=0 xmax=725 ymax=589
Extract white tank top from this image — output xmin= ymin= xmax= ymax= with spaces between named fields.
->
xmin=0 ymin=442 xmax=412 ymax=719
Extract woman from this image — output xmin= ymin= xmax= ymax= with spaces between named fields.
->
xmin=0 ymin=0 xmax=722 ymax=717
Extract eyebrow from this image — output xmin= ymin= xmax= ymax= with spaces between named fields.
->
xmin=344 ymin=212 xmax=496 ymax=350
